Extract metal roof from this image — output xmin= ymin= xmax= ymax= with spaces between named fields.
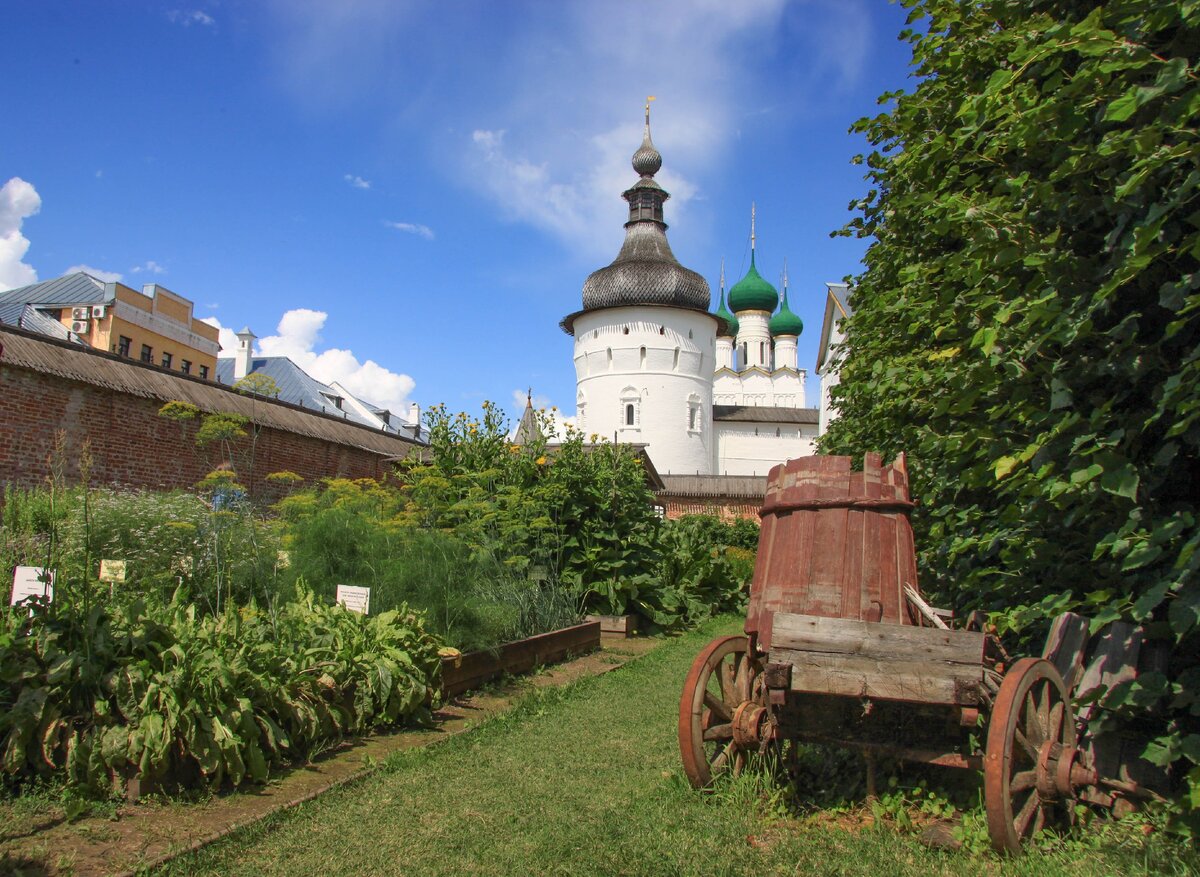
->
xmin=214 ymin=356 xmax=413 ymax=437
xmin=657 ymin=474 xmax=768 ymax=499
xmin=713 ymin=405 xmax=819 ymax=424
xmin=18 ymin=305 xmax=76 ymax=341
xmin=0 ymin=272 xmax=109 ymax=307
xmin=0 ymin=323 xmax=422 ymax=457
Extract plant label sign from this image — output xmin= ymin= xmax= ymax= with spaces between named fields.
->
xmin=99 ymin=560 xmax=127 ymax=583
xmin=11 ymin=566 xmax=55 ymax=606
xmin=336 ymin=584 xmax=370 ymax=615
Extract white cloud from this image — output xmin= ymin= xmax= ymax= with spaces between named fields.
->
xmin=168 ymin=9 xmax=215 ymax=27
xmin=0 ymin=177 xmax=41 ymax=291
xmin=65 ymin=264 xmax=123 ymax=283
xmin=261 ymin=0 xmax=874 ymax=257
xmin=131 ymin=260 xmax=166 ymax=275
xmin=384 ymin=220 xmax=434 ymax=240
xmin=344 ymin=174 xmax=371 ymax=190
xmin=210 ymin=309 xmax=416 ymax=415
xmin=200 ymin=316 xmax=240 ymax=354
xmin=457 ymin=0 xmax=791 ymax=257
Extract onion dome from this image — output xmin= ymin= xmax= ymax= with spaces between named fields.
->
xmin=714 ymin=262 xmax=738 ymax=337
xmin=769 ymin=284 xmax=803 ymax=337
xmin=728 ymin=251 xmax=778 ymax=313
xmin=561 ymin=101 xmax=711 ymax=334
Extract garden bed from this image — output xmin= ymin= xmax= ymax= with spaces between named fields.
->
xmin=441 ymin=620 xmax=601 ymax=698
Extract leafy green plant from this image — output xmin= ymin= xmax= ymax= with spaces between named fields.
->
xmin=0 ymin=587 xmax=441 ymax=793
xmin=823 ymin=0 xmax=1200 ymax=826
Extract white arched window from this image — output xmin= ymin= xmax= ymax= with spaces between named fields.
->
xmin=687 ymin=393 xmax=702 ymax=434
xmin=619 ymin=386 xmax=641 ymax=432
xmin=577 ymin=390 xmax=587 ymax=432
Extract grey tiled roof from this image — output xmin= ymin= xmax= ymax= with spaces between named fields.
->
xmin=713 ymin=405 xmax=819 ymax=424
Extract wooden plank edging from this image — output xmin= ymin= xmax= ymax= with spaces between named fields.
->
xmin=441 ymin=620 xmax=602 ymax=699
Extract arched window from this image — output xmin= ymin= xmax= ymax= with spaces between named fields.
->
xmin=687 ymin=393 xmax=702 ymax=433
xmin=672 ymin=347 xmax=680 ymax=370
xmin=607 ymin=348 xmax=613 ymax=369
xmin=620 ymin=386 xmax=641 ymax=431
xmin=640 ymin=346 xmax=646 ymax=369
xmin=577 ymin=390 xmax=587 ymax=432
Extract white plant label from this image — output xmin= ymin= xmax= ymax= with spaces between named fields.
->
xmin=335 ymin=584 xmax=371 ymax=615
xmin=11 ymin=566 xmax=55 ymax=606
xmin=99 ymin=560 xmax=127 ymax=583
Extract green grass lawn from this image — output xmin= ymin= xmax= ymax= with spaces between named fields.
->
xmin=154 ymin=616 xmax=1195 ymax=877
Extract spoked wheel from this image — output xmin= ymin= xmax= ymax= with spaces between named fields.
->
xmin=678 ymin=635 xmax=769 ymax=789
xmin=984 ymin=657 xmax=1095 ymax=854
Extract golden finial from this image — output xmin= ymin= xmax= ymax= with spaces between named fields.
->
xmin=645 ymin=95 xmax=656 ymax=125
xmin=751 ymin=202 xmax=757 ymax=252
xmin=720 ymin=257 xmax=725 ymax=292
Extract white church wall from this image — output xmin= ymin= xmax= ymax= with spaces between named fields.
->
xmin=714 ymin=422 xmax=818 ymax=476
xmin=573 ymin=306 xmax=717 ymax=475
xmin=713 ymin=366 xmax=806 ymax=407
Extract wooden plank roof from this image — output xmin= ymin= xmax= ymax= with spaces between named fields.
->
xmin=657 ymin=474 xmax=768 ymax=499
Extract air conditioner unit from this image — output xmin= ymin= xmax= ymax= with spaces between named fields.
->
xmin=71 ymin=307 xmax=90 ymax=321
xmin=71 ymin=320 xmax=90 ymax=334
xmin=91 ymin=305 xmax=107 ymax=319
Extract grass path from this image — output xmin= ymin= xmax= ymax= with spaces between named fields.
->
xmin=156 ymin=616 xmax=1192 ymax=877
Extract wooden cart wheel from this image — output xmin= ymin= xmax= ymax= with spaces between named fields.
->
xmin=984 ymin=657 xmax=1080 ymax=854
xmin=678 ymin=635 xmax=766 ymax=789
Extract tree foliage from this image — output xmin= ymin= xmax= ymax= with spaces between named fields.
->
xmin=822 ymin=0 xmax=1199 ymax=818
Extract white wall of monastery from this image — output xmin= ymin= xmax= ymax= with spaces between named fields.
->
xmin=573 ymin=306 xmax=717 ymax=475
xmin=714 ymin=422 xmax=818 ymax=476
xmin=713 ymin=367 xmax=806 ymax=407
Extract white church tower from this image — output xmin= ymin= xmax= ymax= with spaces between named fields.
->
xmin=561 ymin=101 xmax=720 ymax=476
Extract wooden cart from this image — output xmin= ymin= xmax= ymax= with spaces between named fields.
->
xmin=677 ymin=453 xmax=1102 ymax=854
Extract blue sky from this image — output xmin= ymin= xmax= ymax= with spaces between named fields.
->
xmin=2 ymin=1 xmax=915 ymax=425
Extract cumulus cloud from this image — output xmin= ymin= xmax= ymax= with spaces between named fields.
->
xmin=200 ymin=316 xmax=239 ymax=353
xmin=344 ymin=174 xmax=371 ymax=190
xmin=209 ymin=309 xmax=416 ymax=415
xmin=168 ymin=9 xmax=215 ymax=27
xmin=131 ymin=260 xmax=166 ymax=275
xmin=0 ymin=177 xmax=41 ymax=291
xmin=65 ymin=264 xmax=123 ymax=283
xmin=384 ymin=220 xmax=434 ymax=240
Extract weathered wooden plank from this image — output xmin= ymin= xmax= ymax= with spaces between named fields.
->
xmin=904 ymin=585 xmax=949 ymax=630
xmin=771 ymin=611 xmax=985 ymax=666
xmin=769 ymin=647 xmax=982 ymax=705
xmin=441 ymin=621 xmax=600 ymax=698
xmin=1041 ymin=611 xmax=1091 ymax=694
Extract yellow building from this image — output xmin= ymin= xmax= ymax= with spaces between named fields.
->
xmin=0 ymin=272 xmax=220 ymax=378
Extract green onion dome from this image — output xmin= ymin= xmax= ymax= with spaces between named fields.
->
xmin=769 ymin=285 xmax=803 ymax=337
xmin=714 ymin=285 xmax=739 ymax=337
xmin=728 ymin=252 xmax=778 ymax=313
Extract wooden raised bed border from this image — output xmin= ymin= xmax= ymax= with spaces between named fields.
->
xmin=585 ymin=613 xmax=639 ymax=637
xmin=441 ymin=620 xmax=602 ymax=699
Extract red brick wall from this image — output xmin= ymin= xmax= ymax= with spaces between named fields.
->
xmin=0 ymin=364 xmax=398 ymax=497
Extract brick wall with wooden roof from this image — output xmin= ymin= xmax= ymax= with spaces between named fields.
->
xmin=0 ymin=323 xmax=420 ymax=496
